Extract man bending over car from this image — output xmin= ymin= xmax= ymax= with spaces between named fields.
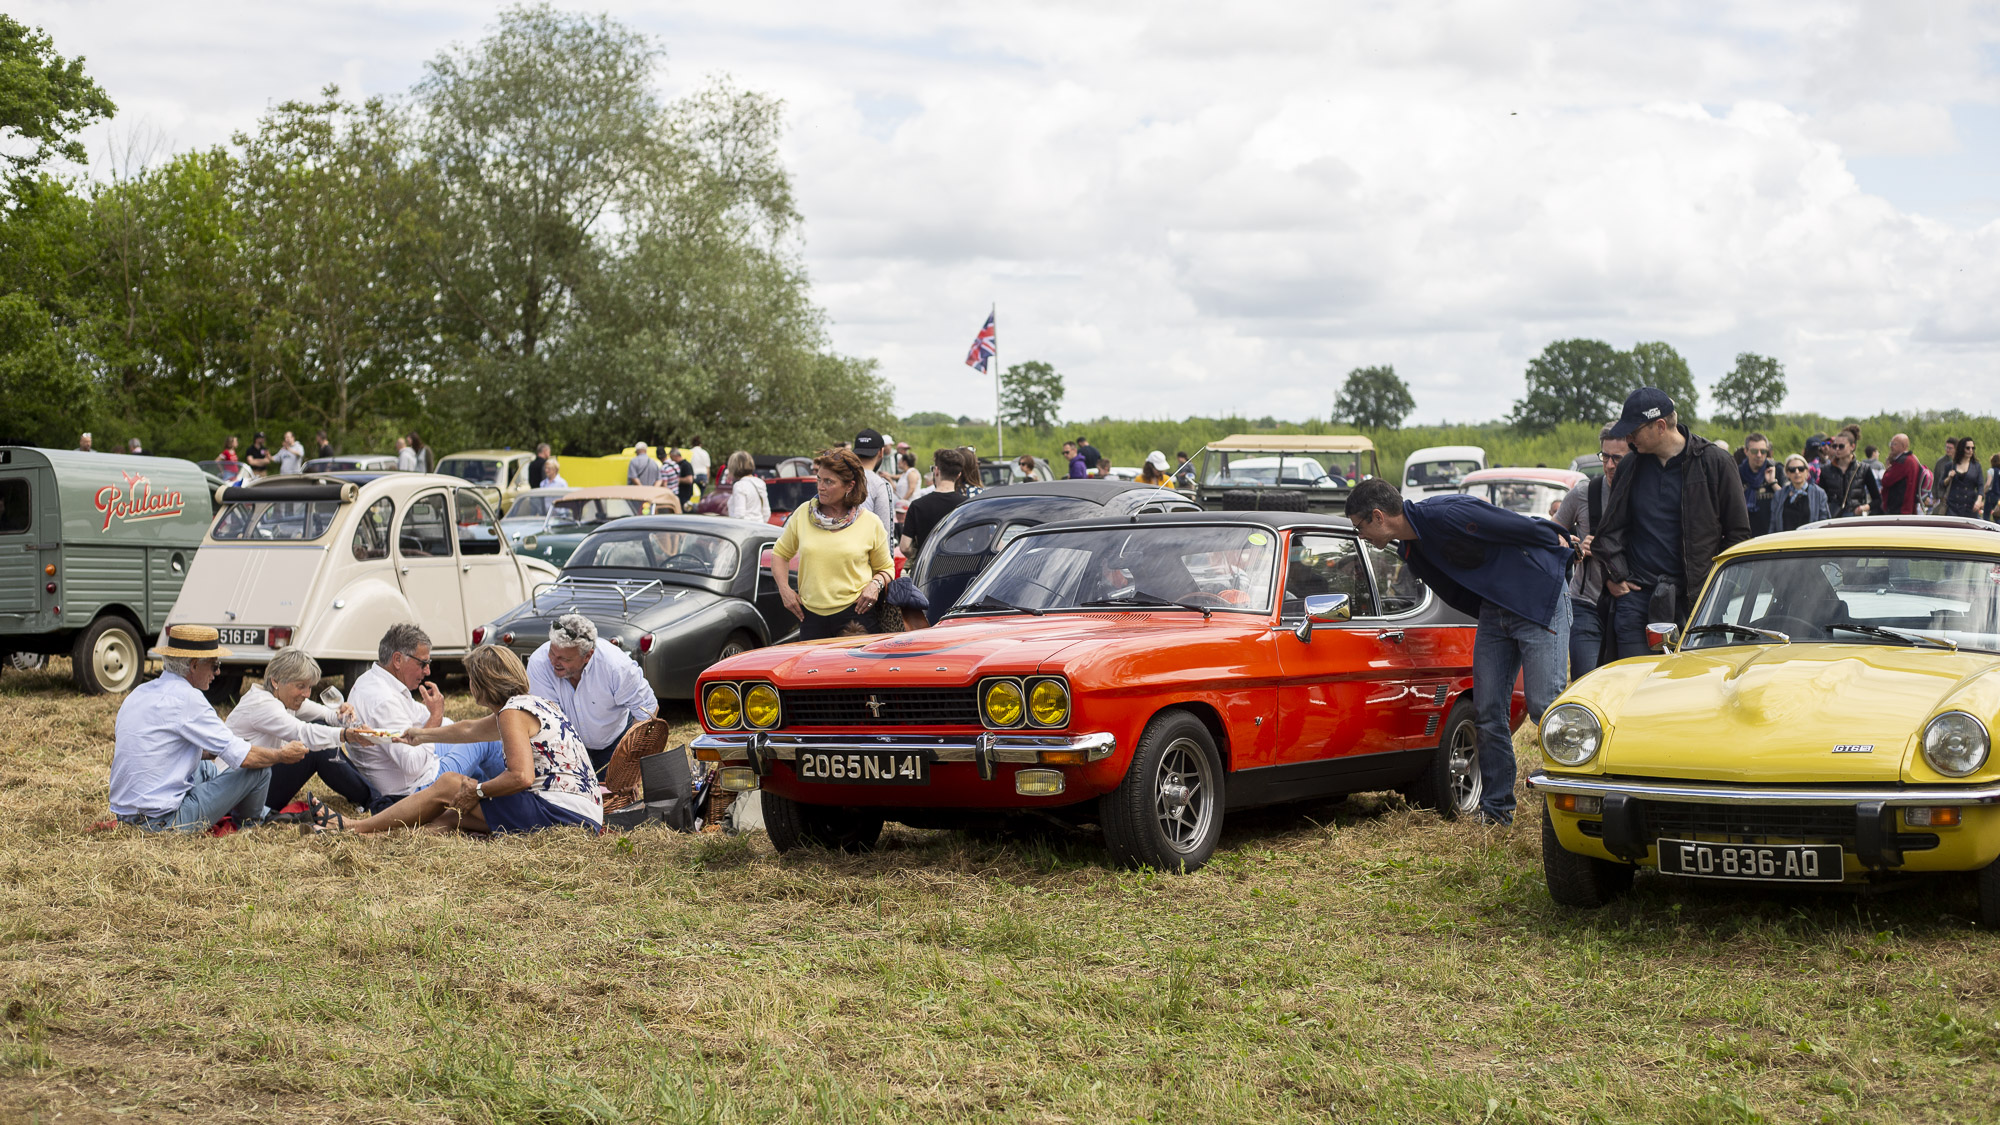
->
xmin=1345 ymin=478 xmax=1574 ymax=827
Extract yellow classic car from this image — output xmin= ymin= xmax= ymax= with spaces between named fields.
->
xmin=1531 ymin=516 xmax=2000 ymax=927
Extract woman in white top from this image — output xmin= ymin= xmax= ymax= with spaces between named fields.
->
xmin=330 ymin=644 xmax=601 ymax=834
xmin=724 ymin=449 xmax=771 ymax=523
xmin=223 ymin=649 xmax=374 ymax=814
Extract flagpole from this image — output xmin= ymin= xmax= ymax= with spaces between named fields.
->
xmin=992 ymin=302 xmax=1003 ymax=460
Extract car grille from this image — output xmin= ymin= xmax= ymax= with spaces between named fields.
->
xmin=1575 ymin=801 xmax=1938 ymax=852
xmin=782 ymin=688 xmax=981 ymax=727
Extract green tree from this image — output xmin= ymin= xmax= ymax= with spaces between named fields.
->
xmin=1000 ymin=360 xmax=1065 ymax=433
xmin=0 ymin=15 xmax=115 ymax=184
xmin=1331 ymin=364 xmax=1415 ymax=429
xmin=1624 ymin=341 xmax=1698 ymax=421
xmin=1711 ymin=353 xmax=1787 ymax=428
xmin=1509 ymin=339 xmax=1629 ymax=432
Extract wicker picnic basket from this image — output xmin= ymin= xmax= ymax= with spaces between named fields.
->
xmin=600 ymin=718 xmax=676 ymax=813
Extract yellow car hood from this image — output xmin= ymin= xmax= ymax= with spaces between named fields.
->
xmin=1584 ymin=644 xmax=2000 ymax=783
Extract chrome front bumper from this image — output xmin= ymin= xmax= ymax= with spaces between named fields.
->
xmin=1527 ymin=771 xmax=2000 ymax=807
xmin=692 ymin=730 xmax=1116 ymax=781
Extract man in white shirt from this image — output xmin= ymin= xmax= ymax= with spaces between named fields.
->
xmin=527 ymin=613 xmax=655 ymax=777
xmin=108 ymin=626 xmax=306 ymax=831
xmin=277 ymin=431 xmax=306 ymax=474
xmin=687 ymin=438 xmax=711 ymax=486
xmin=347 ymin=623 xmax=505 ymax=809
xmin=627 ymin=442 xmax=662 ymax=487
xmin=852 ymin=428 xmax=895 ymax=535
xmin=395 ymin=436 xmax=416 ymax=472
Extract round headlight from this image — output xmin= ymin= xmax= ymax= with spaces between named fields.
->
xmin=1540 ymin=704 xmax=1603 ymax=767
xmin=983 ymin=680 xmax=1024 ymax=727
xmin=1923 ymin=711 xmax=1989 ymax=777
xmin=743 ymin=683 xmax=781 ymax=729
xmin=704 ymin=684 xmax=741 ymax=730
xmin=1029 ymin=680 xmax=1070 ymax=727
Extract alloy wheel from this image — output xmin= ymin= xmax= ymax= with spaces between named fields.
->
xmin=1448 ymin=719 xmax=1482 ymax=816
xmin=1154 ymin=736 xmax=1217 ymax=853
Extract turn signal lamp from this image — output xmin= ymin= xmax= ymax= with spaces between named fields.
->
xmin=693 ymin=745 xmax=720 ymax=763
xmin=1904 ymin=807 xmax=1961 ymax=828
xmin=743 ymin=684 xmax=781 ymax=729
xmin=1028 ymin=679 xmax=1070 ymax=727
xmin=1548 ymin=793 xmax=1604 ymax=815
xmin=983 ymin=680 xmax=1024 ymax=727
xmin=1014 ymin=768 xmax=1065 ymax=796
xmin=43 ymin=564 xmax=55 ymax=576
xmin=1038 ymin=749 xmax=1089 ymax=765
xmin=704 ymin=684 xmax=742 ymax=729
xmin=717 ymin=766 xmax=758 ymax=792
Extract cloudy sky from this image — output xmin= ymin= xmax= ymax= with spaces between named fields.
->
xmin=18 ymin=0 xmax=2000 ymax=424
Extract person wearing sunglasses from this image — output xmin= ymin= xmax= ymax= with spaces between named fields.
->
xmin=1771 ymin=456 xmax=1831 ymax=533
xmin=344 ymin=622 xmax=507 ymax=810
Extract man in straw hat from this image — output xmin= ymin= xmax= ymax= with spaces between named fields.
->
xmin=108 ymin=626 xmax=308 ymax=832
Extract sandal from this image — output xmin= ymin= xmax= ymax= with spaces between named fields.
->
xmin=300 ymin=805 xmax=348 ymax=835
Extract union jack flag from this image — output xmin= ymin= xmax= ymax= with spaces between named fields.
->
xmin=964 ymin=312 xmax=996 ymax=374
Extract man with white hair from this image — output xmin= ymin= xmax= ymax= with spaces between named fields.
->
xmin=627 ymin=442 xmax=662 ymax=487
xmin=528 ymin=613 xmax=655 ymax=777
xmin=346 ymin=622 xmax=506 ymax=810
xmin=108 ymin=625 xmax=308 ymax=832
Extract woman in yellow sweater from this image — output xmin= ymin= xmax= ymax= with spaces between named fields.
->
xmin=773 ymin=448 xmax=895 ymax=640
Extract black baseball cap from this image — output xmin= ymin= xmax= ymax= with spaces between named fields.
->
xmin=854 ymin=429 xmax=884 ymax=456
xmin=1606 ymin=388 xmax=1676 ymax=439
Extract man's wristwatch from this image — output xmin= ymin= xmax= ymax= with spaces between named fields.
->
xmin=474 ymin=781 xmax=486 ymax=800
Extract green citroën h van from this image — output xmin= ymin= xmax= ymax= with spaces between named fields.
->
xmin=0 ymin=447 xmax=212 ymax=694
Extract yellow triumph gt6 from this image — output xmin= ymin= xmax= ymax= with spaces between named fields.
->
xmin=1531 ymin=517 xmax=2000 ymax=927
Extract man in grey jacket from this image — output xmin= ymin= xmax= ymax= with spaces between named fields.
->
xmin=1593 ymin=388 xmax=1752 ymax=657
xmin=1552 ymin=423 xmax=1627 ymax=679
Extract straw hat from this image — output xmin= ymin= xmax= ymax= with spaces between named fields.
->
xmin=152 ymin=624 xmax=232 ymax=659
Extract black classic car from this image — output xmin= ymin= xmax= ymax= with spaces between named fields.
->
xmin=909 ymin=480 xmax=1202 ymax=613
xmin=476 ymin=515 xmax=793 ymax=701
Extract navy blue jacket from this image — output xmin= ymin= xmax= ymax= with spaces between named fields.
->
xmin=1397 ymin=495 xmax=1572 ymax=628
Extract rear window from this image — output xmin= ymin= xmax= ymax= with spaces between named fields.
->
xmin=0 ymin=478 xmax=28 ymax=534
xmin=767 ymin=480 xmax=817 ymax=512
xmin=211 ymin=500 xmax=340 ymax=541
xmin=438 ymin=458 xmax=499 ymax=485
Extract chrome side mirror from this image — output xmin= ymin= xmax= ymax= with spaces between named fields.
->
xmin=1645 ymin=621 xmax=1678 ymax=649
xmin=1293 ymin=593 xmax=1352 ymax=642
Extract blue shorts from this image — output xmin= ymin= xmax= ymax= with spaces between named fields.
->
xmin=479 ymin=790 xmax=601 ymax=835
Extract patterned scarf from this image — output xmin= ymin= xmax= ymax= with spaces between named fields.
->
xmin=807 ymin=499 xmax=858 ymax=532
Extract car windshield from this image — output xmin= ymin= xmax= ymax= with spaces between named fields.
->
xmin=1203 ymin=453 xmax=1358 ymax=489
xmin=1465 ymin=480 xmax=1564 ymax=515
xmin=1687 ymin=552 xmax=2000 ymax=653
xmin=211 ymin=500 xmax=341 ymax=541
xmin=438 ymin=458 xmax=498 ymax=485
xmin=566 ymin=528 xmax=740 ymax=577
xmin=767 ymin=479 xmax=817 ymax=513
xmin=1406 ymin=459 xmax=1479 ymax=488
xmin=549 ymin=498 xmax=639 ymax=527
xmin=506 ymin=493 xmax=556 ymax=519
xmin=958 ymin=524 xmax=1278 ymax=614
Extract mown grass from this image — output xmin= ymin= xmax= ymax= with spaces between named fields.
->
xmin=2 ymin=659 xmax=1998 ymax=1123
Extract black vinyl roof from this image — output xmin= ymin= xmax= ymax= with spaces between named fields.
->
xmin=1032 ymin=509 xmax=1358 ymax=535
xmin=588 ymin=514 xmax=780 ymax=544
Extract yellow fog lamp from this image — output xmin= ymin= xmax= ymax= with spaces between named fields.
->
xmin=743 ymin=683 xmax=782 ymax=729
xmin=983 ymin=679 xmax=1025 ymax=727
xmin=703 ymin=684 xmax=742 ymax=730
xmin=1028 ymin=679 xmax=1070 ymax=727
xmin=717 ymin=766 xmax=759 ymax=792
xmin=1014 ymin=768 xmax=1066 ymax=796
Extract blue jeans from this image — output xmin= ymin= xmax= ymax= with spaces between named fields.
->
xmin=1568 ymin=597 xmax=1605 ymax=680
xmin=1473 ymin=593 xmax=1572 ymax=824
xmin=1612 ymin=589 xmax=1652 ymax=659
xmin=119 ymin=759 xmax=271 ymax=832
xmin=370 ymin=741 xmax=507 ymax=813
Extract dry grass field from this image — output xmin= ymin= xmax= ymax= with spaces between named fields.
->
xmin=2 ymin=659 xmax=1998 ymax=1124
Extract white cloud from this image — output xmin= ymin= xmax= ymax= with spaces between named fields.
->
xmin=17 ymin=0 xmax=2000 ymax=429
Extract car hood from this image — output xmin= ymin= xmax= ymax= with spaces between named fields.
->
xmin=1574 ymin=643 xmax=2000 ymax=783
xmin=720 ymin=611 xmax=1257 ymax=687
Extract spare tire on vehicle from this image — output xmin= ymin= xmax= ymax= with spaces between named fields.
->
xmin=1220 ymin=489 xmax=1309 ymax=512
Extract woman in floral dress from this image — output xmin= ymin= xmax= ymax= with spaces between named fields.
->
xmin=329 ymin=644 xmax=601 ymax=834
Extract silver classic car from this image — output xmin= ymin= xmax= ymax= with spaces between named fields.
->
xmin=476 ymin=515 xmax=794 ymax=702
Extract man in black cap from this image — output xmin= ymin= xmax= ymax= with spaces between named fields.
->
xmin=1593 ymin=387 xmax=1751 ymax=657
xmin=852 ymin=428 xmax=895 ymax=535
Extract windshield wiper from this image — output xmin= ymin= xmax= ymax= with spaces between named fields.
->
xmin=958 ymin=594 xmax=1044 ymax=617
xmin=1828 ymin=622 xmax=1958 ymax=651
xmin=1078 ymin=589 xmax=1212 ymax=620
xmin=1684 ymin=623 xmax=1792 ymax=644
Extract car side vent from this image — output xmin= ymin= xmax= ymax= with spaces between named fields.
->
xmin=1432 ymin=684 xmax=1448 ymax=707
xmin=1425 ymin=714 xmax=1439 ymax=737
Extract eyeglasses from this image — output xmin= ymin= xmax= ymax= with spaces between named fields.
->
xmin=1600 ymin=453 xmax=1624 ymax=465
xmin=399 ymin=652 xmax=432 ymax=668
xmin=1747 ymin=447 xmax=1770 ymax=456
xmin=1786 ymin=466 xmax=1808 ymax=474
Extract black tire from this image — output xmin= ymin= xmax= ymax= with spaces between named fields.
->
xmin=1404 ymin=699 xmax=1481 ymax=819
xmin=1100 ymin=710 xmax=1225 ymax=873
xmin=1977 ymin=857 xmax=2000 ymax=930
xmin=716 ymin=630 xmax=757 ymax=664
xmin=1220 ymin=489 xmax=1309 ymax=513
xmin=1541 ymin=805 xmax=1636 ymax=908
xmin=762 ymin=791 xmax=884 ymax=854
xmin=71 ymin=616 xmax=143 ymax=695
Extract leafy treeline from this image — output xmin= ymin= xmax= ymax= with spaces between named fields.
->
xmin=0 ymin=5 xmax=891 ymax=459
